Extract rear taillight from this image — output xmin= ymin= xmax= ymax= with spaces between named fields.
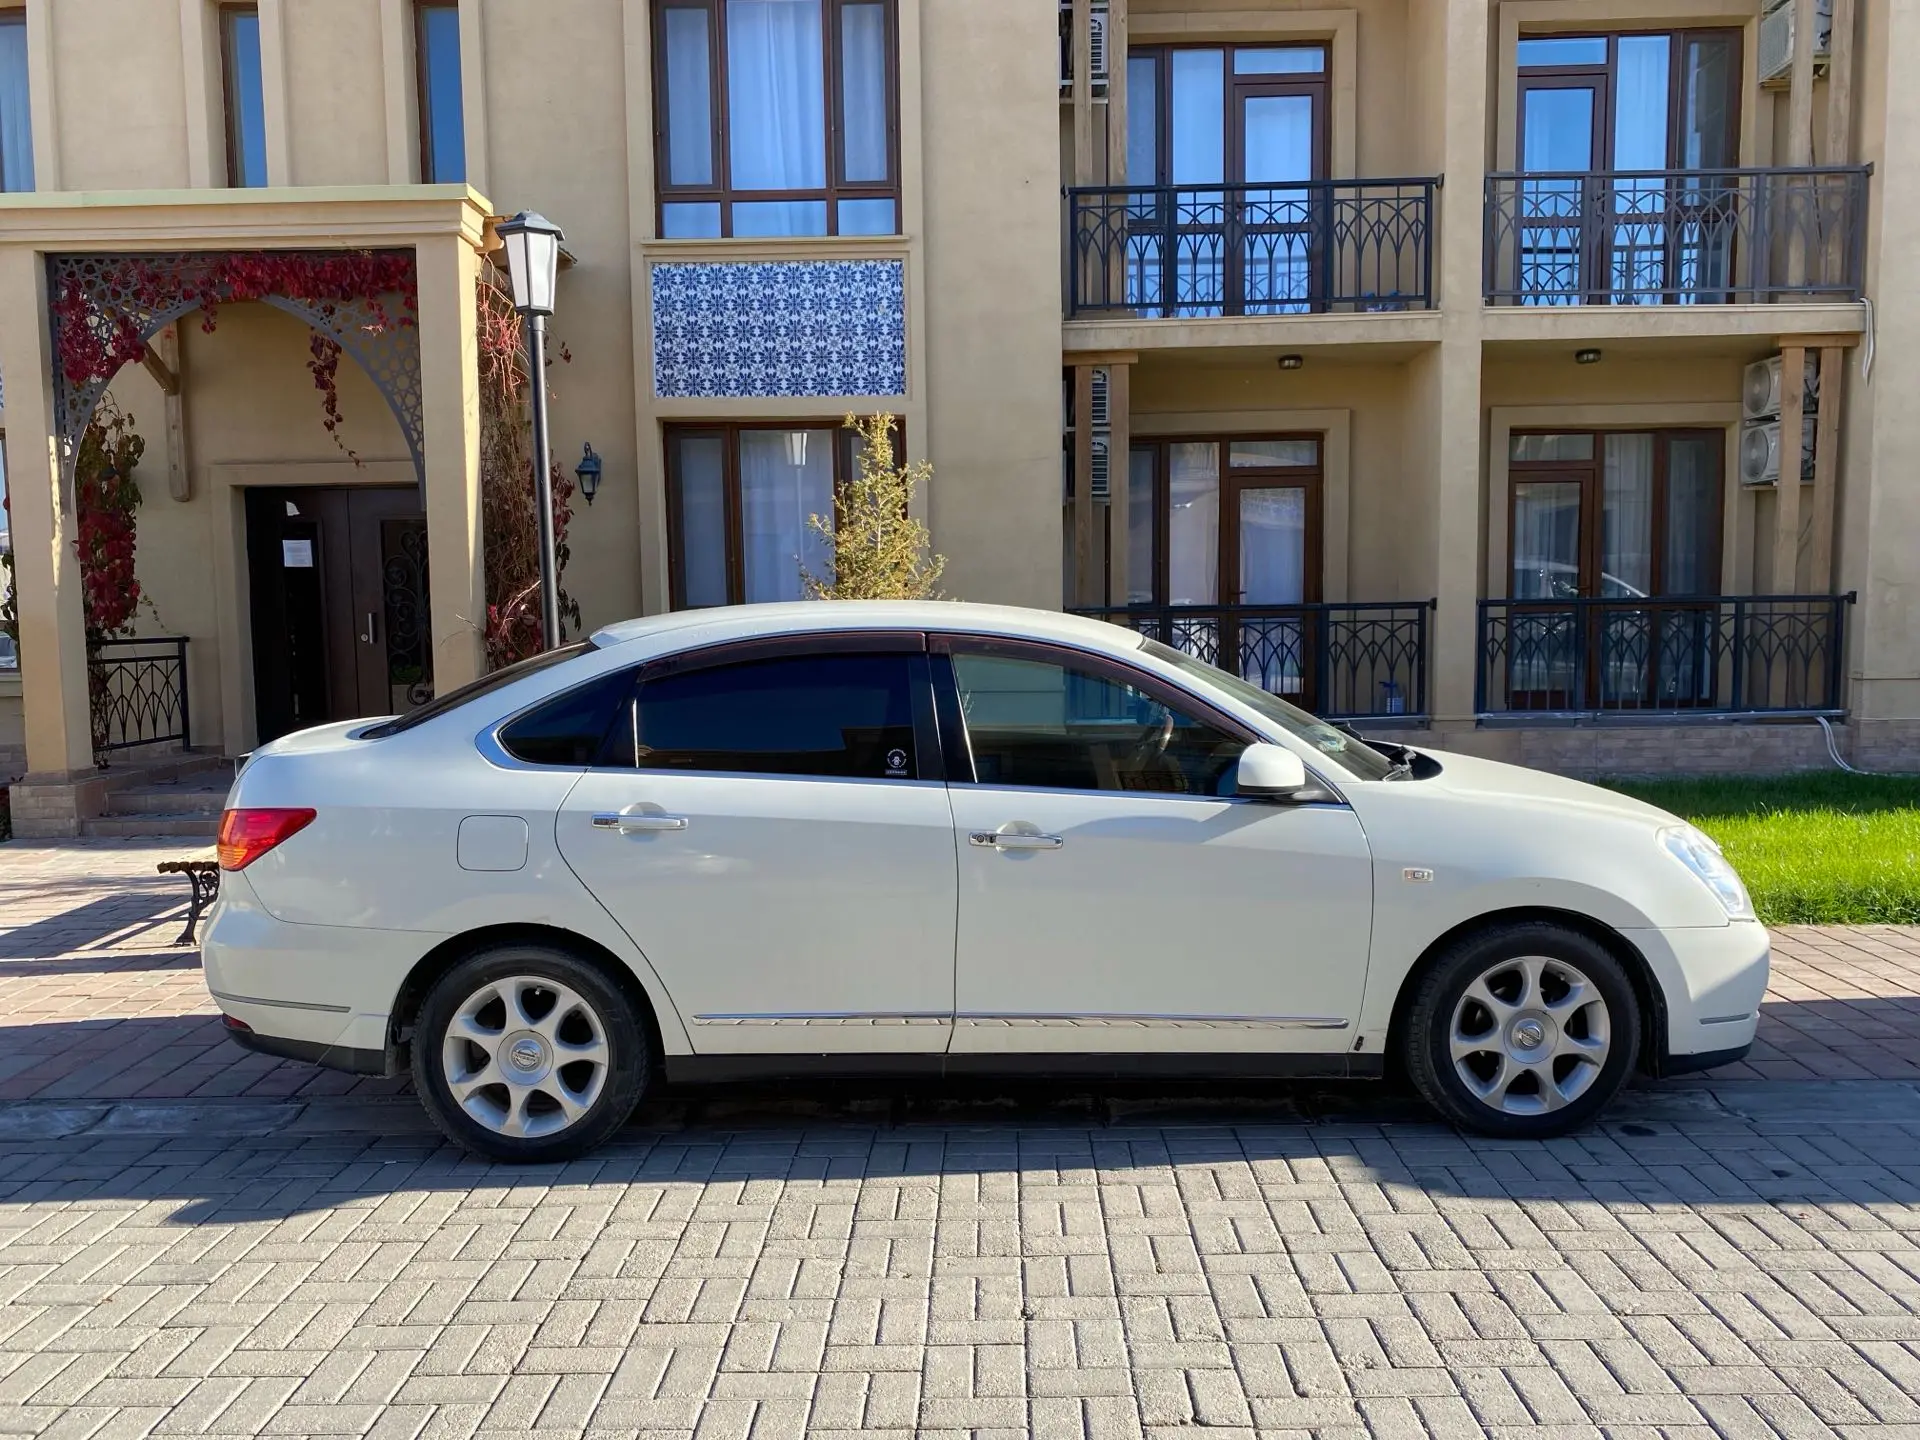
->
xmin=217 ymin=807 xmax=317 ymax=870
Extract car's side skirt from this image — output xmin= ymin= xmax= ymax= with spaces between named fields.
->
xmin=663 ymin=1052 xmax=1384 ymax=1084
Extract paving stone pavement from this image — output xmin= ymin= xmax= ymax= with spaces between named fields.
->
xmin=3 ymin=1105 xmax=1920 ymax=1440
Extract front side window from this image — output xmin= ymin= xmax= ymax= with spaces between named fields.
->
xmin=222 ymin=4 xmax=268 ymax=187
xmin=666 ymin=424 xmax=892 ymax=608
xmin=416 ymin=0 xmax=465 ymax=183
xmin=0 ymin=10 xmax=32 ymax=193
xmin=653 ymin=0 xmax=898 ymax=238
xmin=950 ymin=647 xmax=1245 ymax=796
xmin=618 ymin=652 xmax=921 ymax=779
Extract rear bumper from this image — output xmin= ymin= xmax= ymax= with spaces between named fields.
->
xmin=224 ymin=1023 xmax=390 ymax=1077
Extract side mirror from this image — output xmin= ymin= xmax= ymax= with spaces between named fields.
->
xmin=1235 ymin=743 xmax=1309 ymax=802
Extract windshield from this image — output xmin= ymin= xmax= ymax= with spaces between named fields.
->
xmin=361 ymin=641 xmax=596 ymax=738
xmin=1141 ymin=639 xmax=1399 ymax=781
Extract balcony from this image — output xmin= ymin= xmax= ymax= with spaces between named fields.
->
xmin=1072 ymin=601 xmax=1435 ymax=722
xmin=1484 ymin=167 xmax=1869 ymax=306
xmin=1476 ymin=595 xmax=1854 ymax=720
xmin=1065 ymin=179 xmax=1439 ymax=320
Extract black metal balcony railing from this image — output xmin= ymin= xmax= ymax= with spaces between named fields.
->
xmin=1485 ymin=166 xmax=1869 ymax=305
xmin=1477 ymin=595 xmax=1853 ymax=718
xmin=1066 ymin=179 xmax=1439 ymax=319
xmin=89 ymin=637 xmax=191 ymax=754
xmin=1073 ymin=601 xmax=1434 ymax=721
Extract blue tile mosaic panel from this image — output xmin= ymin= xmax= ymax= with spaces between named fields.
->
xmin=651 ymin=259 xmax=907 ymax=399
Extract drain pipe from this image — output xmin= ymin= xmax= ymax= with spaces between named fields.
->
xmin=1816 ymin=716 xmax=1864 ymax=774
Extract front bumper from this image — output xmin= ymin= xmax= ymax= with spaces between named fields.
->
xmin=1624 ymin=919 xmax=1770 ymax=1073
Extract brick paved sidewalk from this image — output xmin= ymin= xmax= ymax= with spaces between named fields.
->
xmin=2 ymin=840 xmax=1918 ymax=1104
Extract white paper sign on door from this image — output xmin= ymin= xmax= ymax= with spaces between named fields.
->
xmin=282 ymin=539 xmax=314 ymax=568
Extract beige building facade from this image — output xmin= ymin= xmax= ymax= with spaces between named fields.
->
xmin=0 ymin=0 xmax=1912 ymax=835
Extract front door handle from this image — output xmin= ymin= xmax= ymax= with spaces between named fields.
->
xmin=970 ymin=828 xmax=1064 ymax=851
xmin=592 ymin=809 xmax=689 ymax=833
xmin=360 ymin=611 xmax=379 ymax=645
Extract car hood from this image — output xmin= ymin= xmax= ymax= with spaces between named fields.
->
xmin=1391 ymin=747 xmax=1682 ymax=830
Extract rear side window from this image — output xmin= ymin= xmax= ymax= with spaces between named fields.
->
xmin=608 ymin=653 xmax=922 ymax=779
xmin=497 ymin=668 xmax=637 ymax=766
xmin=364 ymin=641 xmax=595 ymax=738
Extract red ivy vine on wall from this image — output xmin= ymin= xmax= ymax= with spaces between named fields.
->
xmin=50 ymin=251 xmax=418 ymax=465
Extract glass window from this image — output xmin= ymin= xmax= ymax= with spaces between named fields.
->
xmin=1510 ymin=432 xmax=1594 ymax=462
xmin=1126 ymin=54 xmax=1158 ymax=184
xmin=1230 ymin=438 xmax=1318 ymax=469
xmin=1166 ymin=441 xmax=1219 ymax=605
xmin=1169 ymin=49 xmax=1225 ymax=186
xmin=223 ymin=6 xmax=268 ymax=188
xmin=654 ymin=0 xmax=898 ymax=238
xmin=1233 ymin=46 xmax=1324 ymax=75
xmin=498 ymin=668 xmax=637 ymax=767
xmin=951 ymin=650 xmax=1246 ymax=796
xmin=1126 ymin=445 xmax=1155 ymax=605
xmin=626 ymin=653 xmax=919 ymax=778
xmin=1601 ymin=432 xmax=1654 ymax=598
xmin=1663 ymin=434 xmax=1720 ymax=594
xmin=1517 ymin=36 xmax=1608 ymax=66
xmin=416 ymin=1 xmax=465 ymax=183
xmin=667 ymin=423 xmax=903 ymax=608
xmin=0 ymin=12 xmax=32 ymax=193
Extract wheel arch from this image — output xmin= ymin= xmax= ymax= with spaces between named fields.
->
xmin=385 ymin=923 xmax=670 ymax=1076
xmin=1382 ymin=907 xmax=1667 ymax=1080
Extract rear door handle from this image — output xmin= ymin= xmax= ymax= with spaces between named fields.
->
xmin=592 ymin=809 xmax=689 ymax=833
xmin=970 ymin=829 xmax=1064 ymax=850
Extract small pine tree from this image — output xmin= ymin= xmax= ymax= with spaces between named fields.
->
xmin=802 ymin=413 xmax=948 ymax=600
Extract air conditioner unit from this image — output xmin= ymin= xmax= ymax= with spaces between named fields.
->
xmin=1063 ymin=368 xmax=1113 ymax=501
xmin=1739 ymin=418 xmax=1817 ymax=487
xmin=1759 ymin=0 xmax=1832 ymax=87
xmin=1742 ymin=353 xmax=1822 ymax=421
xmin=1059 ymin=0 xmax=1110 ymax=98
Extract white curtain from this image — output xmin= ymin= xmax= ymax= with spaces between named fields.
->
xmin=1663 ymin=436 xmax=1717 ymax=594
xmin=0 ymin=20 xmax=33 ymax=193
xmin=673 ymin=436 xmax=730 ymax=608
xmin=1602 ymin=433 xmax=1654 ymax=597
xmin=1166 ymin=442 xmax=1219 ymax=605
xmin=740 ymin=430 xmax=833 ymax=603
xmin=1238 ymin=487 xmax=1305 ymax=604
xmin=1126 ymin=447 xmax=1155 ymax=604
xmin=1511 ymin=481 xmax=1580 ymax=599
xmin=840 ymin=2 xmax=887 ymax=182
xmin=727 ymin=0 xmax=826 ymax=236
xmin=662 ymin=7 xmax=714 ymax=186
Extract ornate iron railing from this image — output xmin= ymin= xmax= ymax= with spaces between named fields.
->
xmin=1476 ymin=595 xmax=1853 ymax=718
xmin=1065 ymin=179 xmax=1438 ymax=318
xmin=1484 ymin=166 xmax=1869 ymax=305
xmin=89 ymin=637 xmax=191 ymax=754
xmin=1073 ymin=601 xmax=1434 ymax=721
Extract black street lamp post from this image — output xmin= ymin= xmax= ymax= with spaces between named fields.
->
xmin=496 ymin=210 xmax=566 ymax=650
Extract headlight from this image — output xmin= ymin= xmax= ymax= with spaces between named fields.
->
xmin=1660 ymin=825 xmax=1754 ymax=921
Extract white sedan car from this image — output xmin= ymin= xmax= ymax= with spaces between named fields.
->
xmin=204 ymin=602 xmax=1767 ymax=1161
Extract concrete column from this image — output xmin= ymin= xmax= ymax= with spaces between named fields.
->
xmin=1420 ymin=0 xmax=1489 ymax=724
xmin=0 ymin=248 xmax=95 ymax=791
xmin=415 ymin=233 xmax=488 ymax=692
xmin=1838 ymin=0 xmax=1920 ymax=752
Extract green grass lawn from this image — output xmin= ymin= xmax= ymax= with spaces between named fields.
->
xmin=1603 ymin=772 xmax=1920 ymax=925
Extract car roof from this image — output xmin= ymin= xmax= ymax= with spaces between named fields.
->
xmin=590 ymin=601 xmax=1146 ymax=656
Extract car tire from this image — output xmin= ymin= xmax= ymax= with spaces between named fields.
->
xmin=413 ymin=944 xmax=650 ymax=1162
xmin=1403 ymin=922 xmax=1641 ymax=1139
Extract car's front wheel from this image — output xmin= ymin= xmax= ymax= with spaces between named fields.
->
xmin=1403 ymin=922 xmax=1641 ymax=1138
xmin=413 ymin=945 xmax=650 ymax=1161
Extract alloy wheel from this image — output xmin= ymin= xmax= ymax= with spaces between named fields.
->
xmin=1448 ymin=954 xmax=1611 ymax=1115
xmin=440 ymin=975 xmax=611 ymax=1138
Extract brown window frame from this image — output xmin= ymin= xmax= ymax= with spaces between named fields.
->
xmin=650 ymin=0 xmax=902 ymax=239
xmin=414 ymin=0 xmax=462 ymax=184
xmin=1120 ymin=434 xmax=1324 ymax=609
xmin=1506 ymin=427 xmax=1726 ymax=600
xmin=1515 ymin=29 xmax=1742 ymax=172
xmin=1125 ymin=43 xmax=1331 ymax=189
xmin=219 ymin=3 xmax=264 ymax=188
xmin=664 ymin=420 xmax=906 ymax=609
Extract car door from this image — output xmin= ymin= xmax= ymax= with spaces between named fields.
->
xmin=555 ymin=635 xmax=958 ymax=1054
xmin=936 ymin=636 xmax=1374 ymax=1056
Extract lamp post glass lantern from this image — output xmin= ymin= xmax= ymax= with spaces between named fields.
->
xmin=497 ymin=210 xmax=566 ymax=649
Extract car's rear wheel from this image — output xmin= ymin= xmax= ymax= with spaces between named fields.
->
xmin=413 ymin=945 xmax=650 ymax=1161
xmin=1403 ymin=922 xmax=1640 ymax=1138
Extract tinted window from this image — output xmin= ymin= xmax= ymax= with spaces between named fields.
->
xmin=951 ymin=651 xmax=1244 ymax=795
xmin=498 ymin=668 xmax=636 ymax=766
xmin=618 ymin=653 xmax=920 ymax=779
xmin=363 ymin=642 xmax=595 ymax=738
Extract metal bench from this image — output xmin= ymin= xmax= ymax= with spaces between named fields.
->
xmin=156 ymin=860 xmax=220 ymax=946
